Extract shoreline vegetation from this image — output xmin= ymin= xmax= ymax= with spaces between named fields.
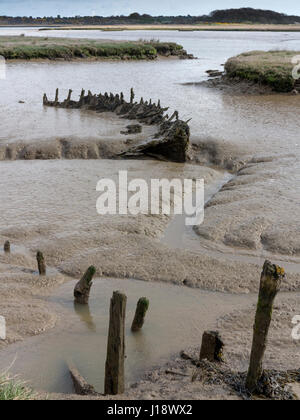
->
xmin=1 ymin=7 xmax=300 ymax=26
xmin=0 ymin=36 xmax=191 ymax=60
xmin=224 ymin=50 xmax=298 ymax=92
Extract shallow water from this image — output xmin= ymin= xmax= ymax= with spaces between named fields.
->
xmin=0 ymin=159 xmax=222 ymax=232
xmin=0 ymin=277 xmax=255 ymax=394
xmin=0 ymin=28 xmax=299 ymax=155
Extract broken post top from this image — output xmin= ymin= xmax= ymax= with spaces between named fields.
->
xmin=137 ymin=297 xmax=149 ymax=309
xmin=74 ymin=265 xmax=96 ymax=305
xmin=112 ymin=290 xmax=127 ymax=302
xmin=85 ymin=265 xmax=96 ymax=285
xmin=260 ymin=260 xmax=285 ymax=297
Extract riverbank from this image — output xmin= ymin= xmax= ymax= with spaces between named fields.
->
xmin=36 ymin=24 xmax=300 ymax=32
xmin=0 ymin=36 xmax=190 ymax=60
xmin=224 ymin=50 xmax=298 ymax=92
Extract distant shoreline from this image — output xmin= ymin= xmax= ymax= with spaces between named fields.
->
xmin=2 ymin=24 xmax=300 ymax=32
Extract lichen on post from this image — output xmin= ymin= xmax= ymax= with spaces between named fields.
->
xmin=245 ymin=260 xmax=285 ymax=394
xmin=131 ymin=297 xmax=149 ymax=332
xmin=4 ymin=241 xmax=10 ymax=254
xmin=74 ymin=266 xmax=96 ymax=305
xmin=36 ymin=251 xmax=46 ymax=276
xmin=105 ymin=291 xmax=127 ymax=395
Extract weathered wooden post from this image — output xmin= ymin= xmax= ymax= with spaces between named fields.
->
xmin=36 ymin=251 xmax=46 ymax=276
xmin=245 ymin=260 xmax=285 ymax=393
xmin=66 ymin=89 xmax=72 ymax=104
xmin=54 ymin=88 xmax=59 ymax=104
xmin=199 ymin=331 xmax=224 ymax=362
xmin=74 ymin=266 xmax=96 ymax=305
xmin=131 ymin=297 xmax=149 ymax=332
xmin=104 ymin=291 xmax=127 ymax=395
xmin=4 ymin=241 xmax=10 ymax=254
xmin=130 ymin=88 xmax=135 ymax=104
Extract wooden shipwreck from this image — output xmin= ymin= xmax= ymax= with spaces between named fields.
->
xmin=43 ymin=88 xmax=190 ymax=163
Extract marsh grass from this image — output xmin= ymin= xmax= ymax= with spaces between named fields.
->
xmin=225 ymin=50 xmax=298 ymax=92
xmin=0 ymin=36 xmax=183 ymax=60
xmin=0 ymin=373 xmax=34 ymax=400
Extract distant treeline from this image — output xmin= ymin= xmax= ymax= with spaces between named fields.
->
xmin=1 ymin=8 xmax=300 ymax=26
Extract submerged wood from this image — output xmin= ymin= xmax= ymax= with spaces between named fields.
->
xmin=245 ymin=260 xmax=285 ymax=393
xmin=74 ymin=266 xmax=96 ymax=305
xmin=43 ymin=89 xmax=190 ymax=162
xmin=68 ymin=362 xmax=98 ymax=396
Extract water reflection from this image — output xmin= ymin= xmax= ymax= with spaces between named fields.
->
xmin=73 ymin=302 xmax=97 ymax=332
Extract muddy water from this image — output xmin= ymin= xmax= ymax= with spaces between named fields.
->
xmin=0 ymin=159 xmax=222 ymax=232
xmin=0 ymin=29 xmax=299 ymax=256
xmin=0 ymin=277 xmax=255 ymax=394
xmin=0 ymin=28 xmax=299 ymax=153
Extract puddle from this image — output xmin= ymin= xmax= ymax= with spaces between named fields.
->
xmin=0 ymin=277 xmax=255 ymax=394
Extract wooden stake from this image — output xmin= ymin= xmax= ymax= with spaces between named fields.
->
xmin=54 ymin=88 xmax=59 ymax=104
xmin=245 ymin=260 xmax=285 ymax=393
xmin=104 ymin=291 xmax=127 ymax=395
xmin=66 ymin=89 xmax=72 ymax=103
xmin=131 ymin=297 xmax=149 ymax=332
xmin=4 ymin=241 xmax=10 ymax=254
xmin=130 ymin=88 xmax=135 ymax=104
xmin=74 ymin=266 xmax=96 ymax=305
xmin=36 ymin=251 xmax=46 ymax=276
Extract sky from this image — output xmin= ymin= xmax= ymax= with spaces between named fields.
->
xmin=1 ymin=0 xmax=300 ymax=18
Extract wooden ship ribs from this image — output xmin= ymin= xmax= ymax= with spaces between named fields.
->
xmin=43 ymin=88 xmax=190 ymax=162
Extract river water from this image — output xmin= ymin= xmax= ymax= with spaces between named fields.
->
xmin=0 ymin=28 xmax=299 ymax=154
xmin=0 ymin=278 xmax=255 ymax=394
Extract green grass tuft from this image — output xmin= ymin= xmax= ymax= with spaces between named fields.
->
xmin=0 ymin=374 xmax=35 ymax=400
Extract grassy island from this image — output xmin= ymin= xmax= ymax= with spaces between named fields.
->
xmin=0 ymin=36 xmax=187 ymax=60
xmin=225 ymin=50 xmax=298 ymax=92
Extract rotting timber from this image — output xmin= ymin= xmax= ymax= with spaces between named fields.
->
xmin=43 ymin=88 xmax=190 ymax=163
